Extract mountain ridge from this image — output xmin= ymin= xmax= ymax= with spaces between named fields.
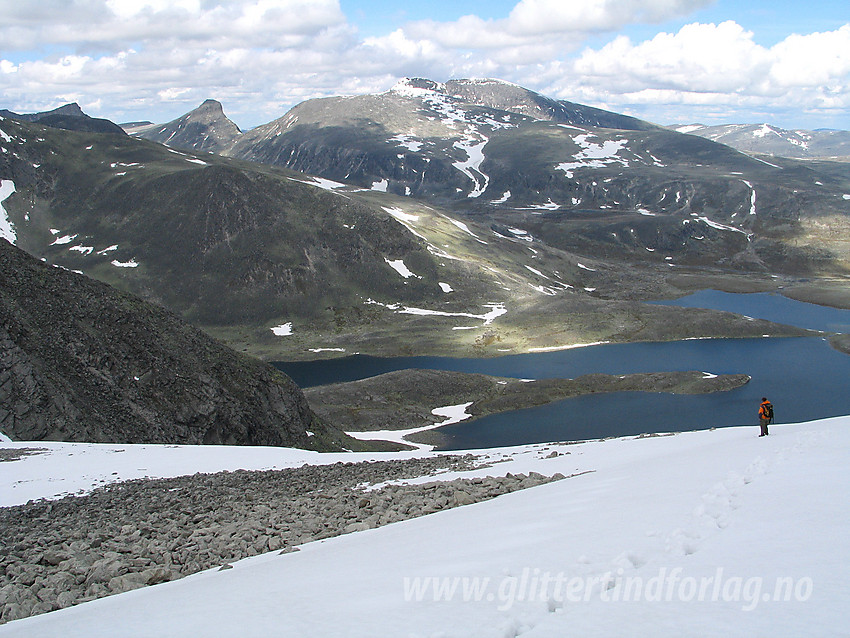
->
xmin=1 ymin=103 xmax=126 ymax=136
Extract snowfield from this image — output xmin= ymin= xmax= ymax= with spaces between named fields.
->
xmin=0 ymin=416 xmax=847 ymax=637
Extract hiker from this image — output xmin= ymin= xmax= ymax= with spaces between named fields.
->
xmin=758 ymin=397 xmax=773 ymax=437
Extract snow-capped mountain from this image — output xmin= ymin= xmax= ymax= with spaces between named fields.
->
xmin=223 ymin=76 xmax=681 ymax=205
xmin=672 ymin=123 xmax=850 ymax=160
xmin=219 ymin=78 xmax=844 ymax=222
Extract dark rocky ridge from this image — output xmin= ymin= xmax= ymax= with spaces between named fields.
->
xmin=0 ymin=239 xmax=352 ymax=449
xmin=0 ymin=103 xmax=126 ymax=136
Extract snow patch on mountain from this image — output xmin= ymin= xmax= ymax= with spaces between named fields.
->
xmin=388 ymin=134 xmax=423 ymax=153
xmin=444 ymin=216 xmax=487 ymax=244
xmin=289 ymin=176 xmax=348 ymax=191
xmin=110 ymin=258 xmax=139 ymax=268
xmin=50 ymin=234 xmax=77 ymax=246
xmin=557 ymin=134 xmax=630 ymax=178
xmin=506 ymin=227 xmax=533 ymax=242
xmin=452 ymin=133 xmax=490 ymax=198
xmin=674 ymin=124 xmax=704 ymax=134
xmin=752 ymin=124 xmax=778 ymax=138
xmin=0 ymin=180 xmax=17 ymax=244
xmin=688 ymin=217 xmax=750 ymax=238
xmin=346 ymin=402 xmax=474 ymax=451
xmin=382 ymin=206 xmax=427 ymax=241
xmin=492 ymin=190 xmax=511 ymax=204
xmin=737 ymin=180 xmax=757 ymax=216
xmin=385 ymin=258 xmax=420 ymax=279
xmin=270 ymin=323 xmax=293 ymax=337
xmin=366 ymin=299 xmax=506 ymax=328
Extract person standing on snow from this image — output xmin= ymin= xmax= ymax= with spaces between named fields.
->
xmin=758 ymin=397 xmax=773 ymax=437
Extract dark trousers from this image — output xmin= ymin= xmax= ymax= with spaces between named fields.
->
xmin=760 ymin=418 xmax=770 ymax=436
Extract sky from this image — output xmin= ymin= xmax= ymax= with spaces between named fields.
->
xmin=0 ymin=0 xmax=847 ymax=131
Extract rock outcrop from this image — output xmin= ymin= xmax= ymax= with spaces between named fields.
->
xmin=0 ymin=240 xmax=347 ymax=449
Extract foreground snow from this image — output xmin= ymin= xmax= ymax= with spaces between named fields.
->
xmin=1 ymin=417 xmax=847 ymax=637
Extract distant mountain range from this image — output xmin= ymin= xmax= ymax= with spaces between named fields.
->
xmin=670 ymin=123 xmax=850 ymax=160
xmin=125 ymin=78 xmax=850 ymax=274
xmin=1 ymin=79 xmax=846 ymax=366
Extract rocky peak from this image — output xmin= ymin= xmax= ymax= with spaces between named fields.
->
xmin=193 ymin=99 xmax=227 ymax=119
xmin=45 ymin=102 xmax=87 ymax=118
xmin=134 ymin=99 xmax=241 ymax=151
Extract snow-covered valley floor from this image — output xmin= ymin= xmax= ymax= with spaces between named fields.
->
xmin=1 ymin=417 xmax=847 ymax=637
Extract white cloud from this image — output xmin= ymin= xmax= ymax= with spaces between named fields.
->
xmin=568 ymin=22 xmax=850 ymax=119
xmin=574 ymin=22 xmax=770 ymax=92
xmin=0 ymin=0 xmax=346 ymax=50
xmin=768 ymin=25 xmax=850 ymax=89
xmin=507 ymin=0 xmax=712 ymax=35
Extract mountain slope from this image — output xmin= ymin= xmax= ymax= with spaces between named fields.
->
xmin=0 ymin=238 xmax=351 ymax=450
xmin=124 ymin=79 xmax=850 ymax=284
xmin=0 ymin=114 xmax=820 ymax=360
xmin=672 ymin=123 xmax=850 ymax=160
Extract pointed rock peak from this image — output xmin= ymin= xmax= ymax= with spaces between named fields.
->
xmin=182 ymin=99 xmax=240 ymax=133
xmin=50 ymin=103 xmax=87 ymax=117
xmin=389 ymin=77 xmax=447 ymax=98
xmin=198 ymin=99 xmax=224 ymax=111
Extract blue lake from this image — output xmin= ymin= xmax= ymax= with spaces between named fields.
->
xmin=650 ymin=289 xmax=850 ymax=333
xmin=275 ymin=291 xmax=850 ymax=450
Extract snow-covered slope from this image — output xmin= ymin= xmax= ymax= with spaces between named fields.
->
xmin=1 ymin=417 xmax=847 ymax=637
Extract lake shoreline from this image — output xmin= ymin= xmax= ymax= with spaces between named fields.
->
xmin=305 ymin=369 xmax=751 ymax=450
